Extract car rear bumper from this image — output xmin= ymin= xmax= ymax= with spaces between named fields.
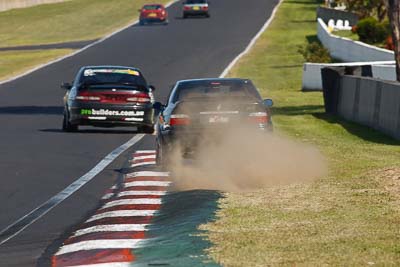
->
xmin=69 ymin=102 xmax=154 ymax=127
xmin=140 ymin=16 xmax=167 ymax=22
xmin=183 ymin=10 xmax=209 ymax=16
xmin=159 ymin=122 xmax=272 ymax=152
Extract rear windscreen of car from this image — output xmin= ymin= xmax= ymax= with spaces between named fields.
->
xmin=143 ymin=5 xmax=162 ymax=10
xmin=185 ymin=0 xmax=207 ymax=4
xmin=80 ymin=68 xmax=147 ymax=90
xmin=174 ymin=80 xmax=262 ymax=102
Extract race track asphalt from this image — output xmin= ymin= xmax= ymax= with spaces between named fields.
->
xmin=0 ymin=0 xmax=279 ymax=265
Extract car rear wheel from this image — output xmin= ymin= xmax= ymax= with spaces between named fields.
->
xmin=183 ymin=14 xmax=187 ymax=19
xmin=156 ymin=140 xmax=168 ymax=168
xmin=62 ymin=110 xmax=78 ymax=132
xmin=139 ymin=19 xmax=145 ymax=25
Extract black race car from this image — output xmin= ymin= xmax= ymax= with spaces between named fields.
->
xmin=61 ymin=66 xmax=156 ymax=133
xmin=154 ymin=78 xmax=273 ymax=164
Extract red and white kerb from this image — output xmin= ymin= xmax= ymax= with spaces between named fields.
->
xmin=52 ymin=150 xmax=170 ymax=267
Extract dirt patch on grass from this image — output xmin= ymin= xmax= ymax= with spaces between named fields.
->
xmin=373 ymin=167 xmax=400 ymax=199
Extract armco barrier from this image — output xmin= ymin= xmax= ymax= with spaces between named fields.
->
xmin=0 ymin=0 xmax=68 ymax=12
xmin=322 ymin=69 xmax=400 ymax=140
xmin=302 ymin=61 xmax=396 ymax=91
xmin=317 ymin=18 xmax=394 ymax=62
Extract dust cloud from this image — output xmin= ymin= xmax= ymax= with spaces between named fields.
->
xmin=168 ymin=126 xmax=327 ymax=192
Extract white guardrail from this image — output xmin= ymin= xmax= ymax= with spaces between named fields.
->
xmin=302 ymin=18 xmax=396 ymax=91
xmin=0 ymin=0 xmax=68 ymax=12
xmin=317 ymin=18 xmax=394 ymax=62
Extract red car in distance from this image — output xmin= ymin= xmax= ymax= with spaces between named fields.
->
xmin=139 ymin=4 xmax=168 ymax=25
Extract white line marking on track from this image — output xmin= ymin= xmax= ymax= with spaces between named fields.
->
xmin=130 ymin=161 xmax=156 ymax=168
xmin=117 ymin=191 xmax=167 ymax=197
xmin=64 ymin=263 xmax=133 ymax=267
xmin=133 ymin=155 xmax=156 ymax=161
xmin=127 ymin=171 xmax=170 ymax=177
xmin=86 ymin=210 xmax=157 ymax=223
xmin=101 ymin=199 xmax=162 ymax=209
xmin=73 ymin=224 xmax=149 ymax=237
xmin=219 ymin=0 xmax=283 ymax=78
xmin=124 ymin=181 xmax=172 ymax=187
xmin=56 ymin=239 xmax=144 ymax=255
xmin=134 ymin=150 xmax=156 ymax=154
xmin=0 ymin=134 xmax=144 ymax=246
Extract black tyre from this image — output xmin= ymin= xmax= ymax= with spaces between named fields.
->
xmin=156 ymin=140 xmax=167 ymax=168
xmin=62 ymin=110 xmax=78 ymax=132
xmin=183 ymin=14 xmax=187 ymax=19
xmin=139 ymin=125 xmax=154 ymax=134
xmin=139 ymin=19 xmax=145 ymax=25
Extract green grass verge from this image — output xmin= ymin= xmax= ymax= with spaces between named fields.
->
xmin=0 ymin=49 xmax=73 ymax=80
xmin=0 ymin=0 xmax=170 ymax=47
xmin=0 ymin=0 xmax=170 ymax=81
xmin=335 ymin=30 xmax=359 ymax=41
xmin=202 ymin=0 xmax=400 ymax=265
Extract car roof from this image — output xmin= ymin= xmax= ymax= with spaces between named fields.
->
xmin=143 ymin=4 xmax=164 ymax=7
xmin=177 ymin=78 xmax=249 ymax=84
xmin=81 ymin=65 xmax=141 ymax=72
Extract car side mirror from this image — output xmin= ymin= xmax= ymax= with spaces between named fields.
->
xmin=263 ymin=98 xmax=273 ymax=107
xmin=149 ymin=85 xmax=156 ymax=91
xmin=153 ymin=102 xmax=164 ymax=111
xmin=61 ymin=82 xmax=72 ymax=90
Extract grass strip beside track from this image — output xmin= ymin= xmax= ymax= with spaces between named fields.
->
xmin=202 ymin=0 xmax=400 ymax=265
xmin=0 ymin=0 xmax=169 ymax=47
xmin=0 ymin=0 xmax=170 ymax=81
xmin=0 ymin=49 xmax=73 ymax=81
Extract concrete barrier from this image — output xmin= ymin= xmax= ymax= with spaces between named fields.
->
xmin=338 ymin=75 xmax=357 ymax=120
xmin=0 ymin=0 xmax=69 ymax=12
xmin=323 ymin=70 xmax=400 ymax=141
xmin=302 ymin=61 xmax=396 ymax=91
xmin=316 ymin=6 xmax=358 ymax=26
xmin=317 ymin=18 xmax=394 ymax=62
xmin=379 ymin=83 xmax=400 ymax=138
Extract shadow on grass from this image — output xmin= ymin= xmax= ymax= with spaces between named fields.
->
xmin=273 ymin=105 xmax=400 ymax=145
xmin=272 ymin=104 xmax=324 ymax=116
xmin=306 ymin=34 xmax=319 ymax=44
xmin=313 ymin=113 xmax=400 ymax=145
xmin=131 ymin=190 xmax=222 ymax=267
xmin=291 ymin=19 xmax=316 ymax=23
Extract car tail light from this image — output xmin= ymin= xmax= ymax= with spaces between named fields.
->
xmin=184 ymin=6 xmax=191 ymax=10
xmin=126 ymin=92 xmax=151 ymax=103
xmin=202 ymin=6 xmax=208 ymax=10
xmin=170 ymin=114 xmax=190 ymax=126
xmin=248 ymin=112 xmax=268 ymax=123
xmin=75 ymin=91 xmax=101 ymax=101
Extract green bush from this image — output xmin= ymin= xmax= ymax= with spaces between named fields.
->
xmin=298 ymin=41 xmax=332 ymax=63
xmin=356 ymin=17 xmax=389 ymax=44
